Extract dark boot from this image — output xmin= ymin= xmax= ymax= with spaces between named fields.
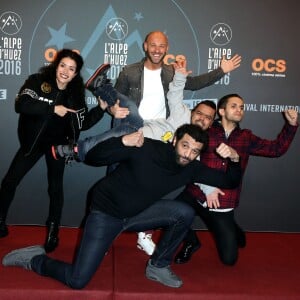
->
xmin=174 ymin=230 xmax=201 ymax=264
xmin=85 ymin=63 xmax=111 ymax=93
xmin=0 ymin=216 xmax=8 ymax=238
xmin=44 ymin=222 xmax=59 ymax=253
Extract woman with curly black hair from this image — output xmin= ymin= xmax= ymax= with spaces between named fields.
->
xmin=0 ymin=49 xmax=106 ymax=252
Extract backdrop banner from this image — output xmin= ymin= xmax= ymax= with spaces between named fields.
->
xmin=0 ymin=0 xmax=299 ymax=231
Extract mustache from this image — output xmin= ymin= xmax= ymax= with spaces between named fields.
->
xmin=180 ymin=155 xmax=192 ymax=162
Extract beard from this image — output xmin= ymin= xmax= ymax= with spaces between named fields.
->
xmin=175 ymin=152 xmax=192 ymax=167
xmin=145 ymin=50 xmax=166 ymax=65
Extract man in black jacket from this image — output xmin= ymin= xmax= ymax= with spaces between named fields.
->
xmin=112 ymin=31 xmax=241 ymax=119
xmin=2 ymin=124 xmax=241 ymax=289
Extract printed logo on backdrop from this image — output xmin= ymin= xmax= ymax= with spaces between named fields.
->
xmin=106 ymin=18 xmax=128 ymax=40
xmin=103 ymin=17 xmax=129 ymax=80
xmin=28 ymin=0 xmax=201 ymax=105
xmin=0 ymin=11 xmax=22 ymax=35
xmin=251 ymin=57 xmax=286 ymax=78
xmin=207 ymin=23 xmax=297 ymax=113
xmin=210 ymin=23 xmax=232 ymax=46
xmin=0 ymin=89 xmax=7 ymax=101
xmin=0 ymin=11 xmax=22 ymax=82
xmin=184 ymin=98 xmax=218 ymax=110
xmin=247 ymin=59 xmax=294 ymax=113
xmin=208 ymin=23 xmax=233 ymax=86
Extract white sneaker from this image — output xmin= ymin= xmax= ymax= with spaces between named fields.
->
xmin=137 ymin=232 xmax=156 ymax=255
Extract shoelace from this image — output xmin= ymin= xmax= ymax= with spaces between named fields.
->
xmin=183 ymin=244 xmax=193 ymax=256
xmin=65 ymin=154 xmax=75 ymax=165
xmin=164 ymin=266 xmax=179 ymax=279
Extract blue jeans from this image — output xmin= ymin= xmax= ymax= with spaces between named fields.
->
xmin=77 ymin=92 xmax=143 ymax=162
xmin=31 ymin=200 xmax=194 ymax=289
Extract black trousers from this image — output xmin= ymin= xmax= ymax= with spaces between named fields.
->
xmin=0 ymin=147 xmax=65 ymax=224
xmin=176 ymin=190 xmax=245 ymax=266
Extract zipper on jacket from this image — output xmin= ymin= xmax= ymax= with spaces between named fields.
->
xmin=25 ymin=90 xmax=61 ymax=156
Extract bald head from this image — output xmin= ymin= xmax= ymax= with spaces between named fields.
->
xmin=143 ymin=31 xmax=169 ymax=69
xmin=144 ymin=31 xmax=168 ymax=44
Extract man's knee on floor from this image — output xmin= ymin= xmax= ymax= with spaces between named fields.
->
xmin=219 ymin=252 xmax=238 ymax=266
xmin=67 ymin=278 xmax=90 ymax=290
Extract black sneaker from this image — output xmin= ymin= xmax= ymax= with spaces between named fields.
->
xmin=93 ymin=83 xmax=118 ymax=106
xmin=85 ymin=63 xmax=111 ymax=93
xmin=51 ymin=144 xmax=78 ymax=163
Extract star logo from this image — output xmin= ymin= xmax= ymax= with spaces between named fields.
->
xmin=134 ymin=12 xmax=143 ymax=21
xmin=46 ymin=23 xmax=75 ymax=49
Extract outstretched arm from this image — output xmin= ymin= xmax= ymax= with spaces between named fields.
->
xmin=249 ymin=109 xmax=298 ymax=157
xmin=162 ymin=60 xmax=194 ymax=135
xmin=284 ymin=109 xmax=298 ymax=126
xmin=220 ymin=54 xmax=242 ymax=73
xmin=84 ymin=130 xmax=144 ymax=166
xmin=184 ymin=54 xmax=241 ymax=91
xmin=167 ymin=60 xmax=191 ymax=114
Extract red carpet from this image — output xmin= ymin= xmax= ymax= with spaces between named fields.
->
xmin=0 ymin=226 xmax=300 ymax=299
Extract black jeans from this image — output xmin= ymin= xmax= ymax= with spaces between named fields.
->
xmin=0 ymin=147 xmax=65 ymax=224
xmin=177 ymin=191 xmax=244 ymax=265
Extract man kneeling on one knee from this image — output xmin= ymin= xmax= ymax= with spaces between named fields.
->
xmin=2 ymin=124 xmax=241 ymax=289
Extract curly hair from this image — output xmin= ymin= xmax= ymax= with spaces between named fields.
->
xmin=39 ymin=49 xmax=85 ymax=103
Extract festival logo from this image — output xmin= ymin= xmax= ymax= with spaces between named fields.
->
xmin=0 ymin=11 xmax=23 ymax=78
xmin=28 ymin=0 xmax=201 ymax=103
xmin=210 ymin=23 xmax=232 ymax=46
xmin=207 ymin=23 xmax=234 ymax=86
xmin=106 ymin=18 xmax=128 ymax=41
xmin=0 ymin=11 xmax=22 ymax=35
